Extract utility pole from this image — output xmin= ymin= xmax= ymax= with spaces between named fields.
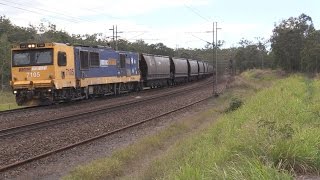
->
xmin=214 ymin=22 xmax=221 ymax=96
xmin=109 ymin=25 xmax=115 ymax=49
xmin=109 ymin=25 xmax=122 ymax=51
xmin=212 ymin=22 xmax=215 ymax=95
xmin=316 ymin=55 xmax=318 ymax=73
xmin=1 ymin=63 xmax=4 ymax=92
xmin=115 ymin=25 xmax=118 ymax=51
xmin=0 ymin=28 xmax=4 ymax=91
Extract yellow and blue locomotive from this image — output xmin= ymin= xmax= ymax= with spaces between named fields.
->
xmin=11 ymin=42 xmax=213 ymax=106
xmin=11 ymin=43 xmax=141 ymax=105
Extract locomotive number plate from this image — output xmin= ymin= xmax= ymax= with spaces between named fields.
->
xmin=27 ymin=72 xmax=40 ymax=78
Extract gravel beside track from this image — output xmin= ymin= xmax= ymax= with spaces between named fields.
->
xmin=2 ymin=95 xmax=216 ymax=180
xmin=0 ymin=80 xmax=212 ymax=139
xmin=0 ymin=76 xmax=229 ymax=179
xmin=0 ymin=79 xmax=211 ymax=130
xmin=0 ymin=82 xmax=213 ymax=168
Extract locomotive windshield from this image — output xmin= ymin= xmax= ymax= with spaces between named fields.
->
xmin=12 ymin=48 xmax=53 ymax=67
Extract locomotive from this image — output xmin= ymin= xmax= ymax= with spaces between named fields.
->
xmin=10 ymin=42 xmax=213 ymax=106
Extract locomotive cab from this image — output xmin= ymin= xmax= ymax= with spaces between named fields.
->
xmin=11 ymin=43 xmax=76 ymax=105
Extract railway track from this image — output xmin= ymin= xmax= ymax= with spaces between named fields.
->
xmin=0 ymin=79 xmax=211 ymax=117
xmin=0 ymin=79 xmax=213 ymax=139
xmin=0 ymin=94 xmax=212 ymax=173
xmin=0 ymin=105 xmax=46 ymax=116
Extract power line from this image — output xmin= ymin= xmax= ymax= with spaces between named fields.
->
xmin=127 ymin=39 xmax=160 ymax=41
xmin=127 ymin=32 xmax=148 ymax=40
xmin=189 ymin=33 xmax=211 ymax=44
xmin=0 ymin=0 xmax=114 ymax=23
xmin=0 ymin=1 xmax=80 ymax=23
xmin=185 ymin=31 xmax=212 ymax=33
xmin=183 ymin=3 xmax=211 ymax=22
xmin=83 ymin=7 xmax=121 ymax=20
xmin=1 ymin=0 xmax=81 ymax=21
xmin=122 ymin=31 xmax=149 ymax=33
xmin=183 ymin=0 xmax=214 ymax=23
xmin=1 ymin=0 xmax=218 ymax=49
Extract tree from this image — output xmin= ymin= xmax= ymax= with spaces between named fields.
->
xmin=301 ymin=30 xmax=320 ymax=72
xmin=0 ymin=33 xmax=10 ymax=90
xmin=149 ymin=43 xmax=174 ymax=56
xmin=270 ymin=14 xmax=314 ymax=72
xmin=234 ymin=38 xmax=270 ymax=73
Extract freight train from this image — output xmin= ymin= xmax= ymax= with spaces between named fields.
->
xmin=10 ymin=42 xmax=213 ymax=106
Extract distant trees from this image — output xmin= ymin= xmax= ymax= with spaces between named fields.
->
xmin=234 ymin=13 xmax=320 ymax=74
xmin=301 ymin=30 xmax=320 ymax=72
xmin=234 ymin=38 xmax=271 ymax=73
xmin=0 ymin=16 xmax=14 ymax=90
xmin=270 ymin=14 xmax=315 ymax=72
xmin=3 ymin=13 xmax=320 ymax=89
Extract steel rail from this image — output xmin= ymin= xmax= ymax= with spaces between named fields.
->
xmin=0 ymin=80 xmax=212 ymax=138
xmin=0 ymin=95 xmax=212 ymax=173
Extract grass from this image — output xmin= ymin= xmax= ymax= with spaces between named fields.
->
xmin=63 ymin=79 xmax=248 ymax=180
xmin=0 ymin=90 xmax=19 ymax=111
xmin=140 ymin=74 xmax=320 ymax=179
xmin=63 ymin=107 xmax=224 ymax=180
xmin=63 ymin=71 xmax=263 ymax=180
xmin=241 ymin=68 xmax=286 ymax=81
xmin=64 ymin=70 xmax=306 ymax=180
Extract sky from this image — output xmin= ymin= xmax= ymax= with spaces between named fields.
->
xmin=0 ymin=0 xmax=319 ymax=49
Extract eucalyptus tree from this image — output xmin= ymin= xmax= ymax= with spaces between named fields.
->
xmin=270 ymin=14 xmax=314 ymax=72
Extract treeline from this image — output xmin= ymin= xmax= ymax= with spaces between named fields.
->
xmin=235 ymin=13 xmax=320 ymax=73
xmin=1 ymin=13 xmax=319 ymax=88
xmin=0 ymin=16 xmax=232 ymax=88
xmin=271 ymin=14 xmax=320 ymax=72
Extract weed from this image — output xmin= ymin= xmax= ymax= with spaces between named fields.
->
xmin=225 ymin=97 xmax=243 ymax=113
xmin=257 ymin=120 xmax=294 ymax=140
xmin=140 ymin=74 xmax=320 ymax=179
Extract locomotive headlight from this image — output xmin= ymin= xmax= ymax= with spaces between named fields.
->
xmin=13 ymin=90 xmax=17 ymax=94
xmin=48 ymin=89 xmax=52 ymax=92
xmin=27 ymin=44 xmax=36 ymax=48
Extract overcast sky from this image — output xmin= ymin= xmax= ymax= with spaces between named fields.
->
xmin=1 ymin=0 xmax=319 ymax=49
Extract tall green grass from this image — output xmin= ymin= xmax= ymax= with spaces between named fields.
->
xmin=0 ymin=91 xmax=19 ymax=111
xmin=143 ymin=75 xmax=320 ymax=179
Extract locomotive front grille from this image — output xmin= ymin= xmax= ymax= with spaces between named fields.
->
xmin=13 ymin=84 xmax=31 ymax=89
xmin=33 ymin=80 xmax=53 ymax=88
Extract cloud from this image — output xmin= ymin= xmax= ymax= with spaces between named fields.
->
xmin=0 ymin=0 xmax=274 ymax=49
xmin=7 ymin=0 xmax=209 ymax=18
xmin=219 ymin=23 xmax=273 ymax=47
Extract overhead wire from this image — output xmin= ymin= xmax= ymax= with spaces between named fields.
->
xmin=0 ymin=1 xmax=82 ymax=23
xmin=183 ymin=3 xmax=211 ymax=22
xmin=0 ymin=0 xmax=121 ymax=23
xmin=189 ymin=33 xmax=211 ymax=44
xmin=0 ymin=0 xmax=163 ymax=46
xmin=1 ymin=0 xmax=214 ymax=48
xmin=127 ymin=32 xmax=148 ymax=40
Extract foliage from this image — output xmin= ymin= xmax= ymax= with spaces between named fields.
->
xmin=140 ymin=75 xmax=320 ymax=179
xmin=4 ymin=13 xmax=320 ymax=88
xmin=63 ymin=118 xmax=190 ymax=179
xmin=0 ymin=16 xmax=233 ymax=88
xmin=270 ymin=13 xmax=315 ymax=72
xmin=234 ymin=38 xmax=271 ymax=73
xmin=225 ymin=97 xmax=243 ymax=112
xmin=0 ymin=91 xmax=19 ymax=111
xmin=301 ymin=30 xmax=320 ymax=72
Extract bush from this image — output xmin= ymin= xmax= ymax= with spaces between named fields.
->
xmin=225 ymin=97 xmax=243 ymax=112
